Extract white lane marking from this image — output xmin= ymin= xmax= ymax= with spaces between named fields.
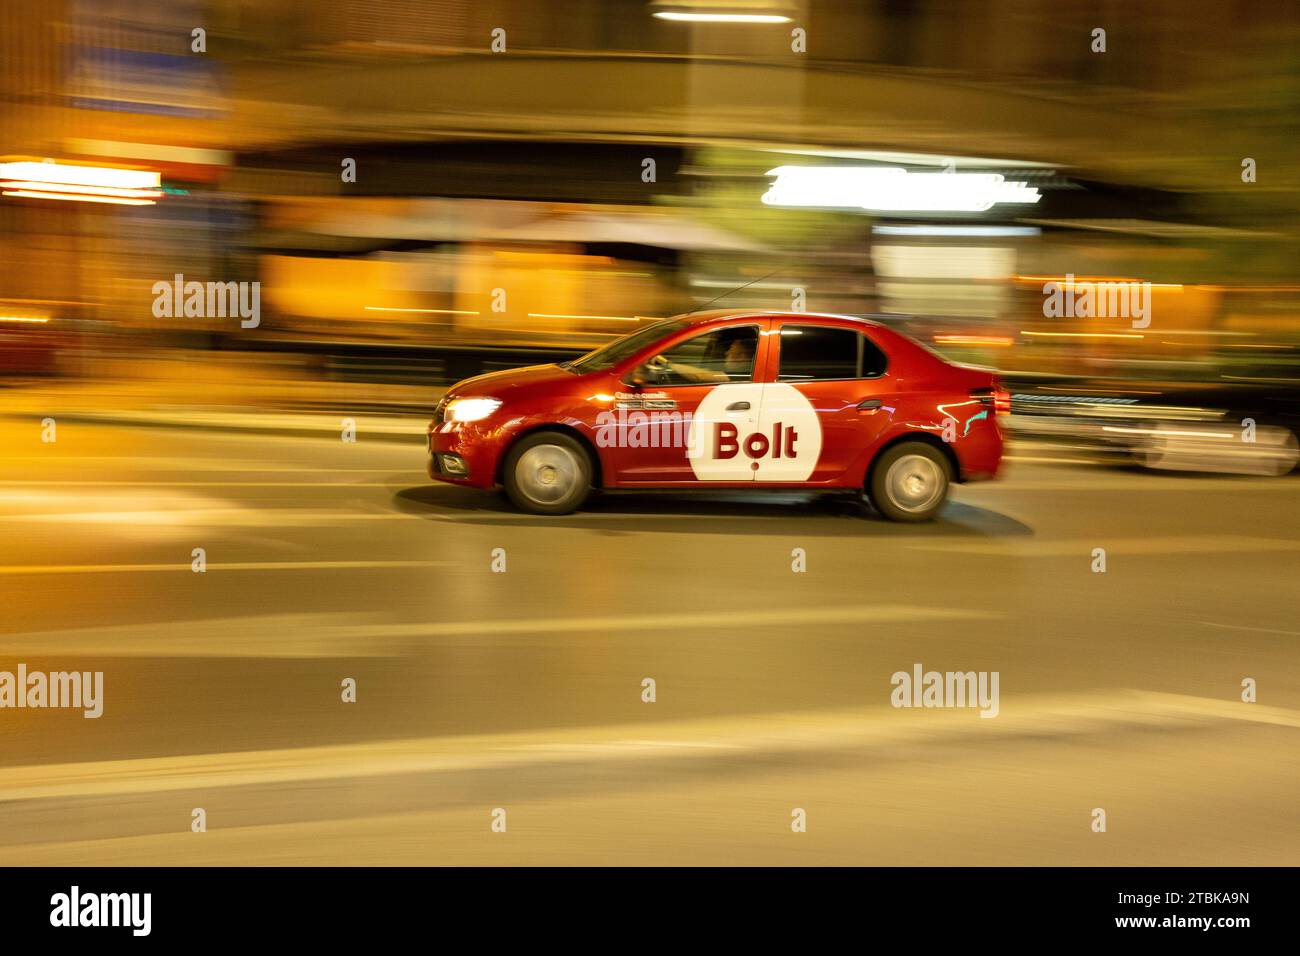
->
xmin=1006 ymin=441 xmax=1114 ymax=453
xmin=0 ymin=488 xmax=420 ymax=528
xmin=1004 ymin=455 xmax=1105 ymax=465
xmin=360 ymin=603 xmax=996 ymax=638
xmin=26 ymin=410 xmax=426 ymax=435
xmin=0 ymin=509 xmax=421 ymax=526
xmin=0 ymin=613 xmax=405 ymax=659
xmin=0 ymin=502 xmax=733 ymax=526
xmin=419 ymin=509 xmax=793 ymax=522
xmin=4 ymin=458 xmax=415 ymax=472
xmin=1198 ymin=621 xmax=1300 ymax=638
xmin=0 ymin=604 xmax=991 ymax=657
xmin=0 ymin=559 xmax=447 ymax=576
xmin=0 ymin=616 xmax=408 ymax=660
xmin=982 ymin=477 xmax=1300 ymax=492
xmin=1 ymin=690 xmax=1295 ymax=803
xmin=0 ymin=481 xmax=396 ymax=487
xmin=906 ymin=535 xmax=1300 ymax=557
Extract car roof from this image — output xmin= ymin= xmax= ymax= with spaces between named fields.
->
xmin=672 ymin=308 xmax=888 ymax=329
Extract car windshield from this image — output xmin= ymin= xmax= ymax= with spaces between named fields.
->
xmin=566 ymin=318 xmax=690 ymax=374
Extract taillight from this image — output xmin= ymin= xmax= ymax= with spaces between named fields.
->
xmin=972 ymin=383 xmax=1011 ymax=416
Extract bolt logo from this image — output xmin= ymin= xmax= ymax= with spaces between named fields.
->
xmin=687 ymin=384 xmax=822 ymax=481
xmin=714 ymin=421 xmax=799 ymax=461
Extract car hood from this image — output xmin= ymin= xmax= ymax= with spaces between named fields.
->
xmin=447 ymin=363 xmax=576 ymax=399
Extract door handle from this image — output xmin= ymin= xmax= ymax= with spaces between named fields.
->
xmin=726 ymin=401 xmax=751 ymax=411
xmin=857 ymin=399 xmax=883 ymax=409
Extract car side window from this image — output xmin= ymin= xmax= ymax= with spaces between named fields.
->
xmin=776 ymin=325 xmax=888 ymax=381
xmin=639 ymin=326 xmax=759 ymax=386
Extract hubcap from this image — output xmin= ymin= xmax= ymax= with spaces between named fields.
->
xmin=516 ymin=444 xmax=580 ymax=504
xmin=885 ymin=453 xmax=945 ymax=514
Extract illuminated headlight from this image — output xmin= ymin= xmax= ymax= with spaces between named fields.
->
xmin=444 ymin=397 xmax=502 ymax=423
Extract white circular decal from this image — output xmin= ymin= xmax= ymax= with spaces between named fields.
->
xmin=687 ymin=383 xmax=823 ymax=481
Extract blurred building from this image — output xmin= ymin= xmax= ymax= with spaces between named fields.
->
xmin=2 ymin=0 xmax=1297 ymax=380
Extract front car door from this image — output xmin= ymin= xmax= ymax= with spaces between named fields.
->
xmin=606 ymin=320 xmax=771 ymax=484
xmin=756 ymin=320 xmax=895 ymax=484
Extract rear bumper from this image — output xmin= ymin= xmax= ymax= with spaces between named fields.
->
xmin=956 ymin=421 xmax=1005 ymax=482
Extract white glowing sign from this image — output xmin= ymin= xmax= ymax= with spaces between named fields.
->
xmin=0 ymin=161 xmax=162 ymax=205
xmin=762 ymin=166 xmax=1042 ymax=213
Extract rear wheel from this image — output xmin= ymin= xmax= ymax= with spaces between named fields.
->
xmin=502 ymin=431 xmax=593 ymax=515
xmin=869 ymin=441 xmax=952 ymax=522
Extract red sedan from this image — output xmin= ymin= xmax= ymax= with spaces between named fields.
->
xmin=428 ymin=310 xmax=1006 ymax=521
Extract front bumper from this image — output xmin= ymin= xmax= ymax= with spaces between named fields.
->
xmin=428 ymin=451 xmax=471 ymax=479
xmin=427 ymin=420 xmax=501 ymax=488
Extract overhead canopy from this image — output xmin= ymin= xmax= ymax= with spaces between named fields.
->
xmin=490 ymin=210 xmax=769 ymax=252
xmin=252 ymin=198 xmax=768 ymax=254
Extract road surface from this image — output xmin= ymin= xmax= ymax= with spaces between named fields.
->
xmin=1 ymin=418 xmax=1297 ymax=864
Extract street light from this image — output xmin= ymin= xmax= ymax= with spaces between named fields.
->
xmin=651 ymin=1 xmax=793 ymax=24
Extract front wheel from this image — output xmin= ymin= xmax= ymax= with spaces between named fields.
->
xmin=501 ymin=431 xmax=593 ymax=515
xmin=869 ymin=442 xmax=952 ymax=522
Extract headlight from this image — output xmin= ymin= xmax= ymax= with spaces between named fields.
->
xmin=444 ymin=397 xmax=502 ymax=423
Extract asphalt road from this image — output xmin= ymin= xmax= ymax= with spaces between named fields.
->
xmin=1 ymin=418 xmax=1298 ymax=864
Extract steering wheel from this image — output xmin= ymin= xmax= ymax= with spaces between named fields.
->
xmin=637 ymin=354 xmax=671 ymax=384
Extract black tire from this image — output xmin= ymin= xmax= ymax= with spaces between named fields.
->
xmin=501 ymin=431 xmax=593 ymax=515
xmin=868 ymin=441 xmax=952 ymax=522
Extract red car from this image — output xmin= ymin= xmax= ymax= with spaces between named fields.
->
xmin=428 ymin=310 xmax=1006 ymax=521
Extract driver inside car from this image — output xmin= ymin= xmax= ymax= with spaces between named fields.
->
xmin=648 ymin=328 xmax=756 ymax=384
xmin=721 ymin=334 xmax=754 ymax=380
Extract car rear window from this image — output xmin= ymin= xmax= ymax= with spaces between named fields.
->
xmin=776 ymin=325 xmax=888 ymax=381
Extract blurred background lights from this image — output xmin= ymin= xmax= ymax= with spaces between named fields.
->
xmin=762 ymin=166 xmax=1043 ymax=213
xmin=651 ymin=0 xmax=793 ymax=23
xmin=0 ymin=160 xmax=162 ymax=205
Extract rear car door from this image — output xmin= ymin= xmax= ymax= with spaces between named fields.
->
xmin=755 ymin=321 xmax=894 ymax=483
xmin=607 ymin=321 xmax=770 ymax=484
